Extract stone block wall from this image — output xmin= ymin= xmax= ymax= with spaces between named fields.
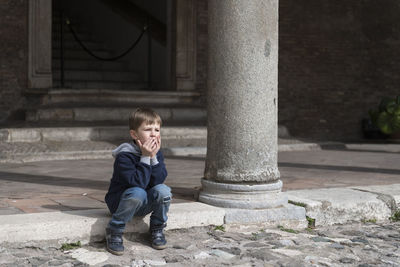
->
xmin=279 ymin=0 xmax=400 ymax=140
xmin=0 ymin=0 xmax=28 ymax=122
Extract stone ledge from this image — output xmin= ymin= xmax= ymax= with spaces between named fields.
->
xmin=0 ymin=202 xmax=225 ymax=244
xmin=350 ymin=184 xmax=400 ymax=208
xmin=285 ymin=187 xmax=394 ymax=226
xmin=223 ymin=204 xmax=307 ymax=230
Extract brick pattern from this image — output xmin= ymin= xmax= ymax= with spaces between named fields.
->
xmin=279 ymin=0 xmax=400 ymax=140
xmin=0 ymin=0 xmax=28 ymax=122
xmin=195 ymin=0 xmax=400 ymax=140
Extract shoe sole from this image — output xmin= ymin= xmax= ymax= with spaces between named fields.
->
xmin=106 ymin=246 xmax=124 ymax=256
xmin=152 ymin=244 xmax=167 ymax=250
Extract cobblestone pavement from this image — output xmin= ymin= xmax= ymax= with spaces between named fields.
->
xmin=1 ymin=221 xmax=400 ymax=266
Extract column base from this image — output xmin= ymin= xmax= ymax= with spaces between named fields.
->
xmin=199 ymin=179 xmax=287 ymax=209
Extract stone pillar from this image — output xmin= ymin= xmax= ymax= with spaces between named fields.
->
xmin=199 ymin=0 xmax=305 ymax=225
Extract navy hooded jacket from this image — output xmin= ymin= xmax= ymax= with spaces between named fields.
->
xmin=105 ymin=142 xmax=168 ymax=214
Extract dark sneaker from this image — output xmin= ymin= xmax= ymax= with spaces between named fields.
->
xmin=105 ymin=228 xmax=124 ymax=256
xmin=150 ymin=225 xmax=167 ymax=250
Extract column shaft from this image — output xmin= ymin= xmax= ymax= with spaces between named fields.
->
xmin=205 ymin=0 xmax=279 ymax=184
xmin=200 ymin=0 xmax=284 ymax=210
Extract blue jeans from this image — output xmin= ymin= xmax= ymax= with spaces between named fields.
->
xmin=108 ymin=184 xmax=172 ymax=233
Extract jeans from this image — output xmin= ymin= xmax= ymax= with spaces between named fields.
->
xmin=107 ymin=184 xmax=172 ymax=233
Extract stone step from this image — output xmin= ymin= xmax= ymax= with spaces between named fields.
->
xmin=25 ymin=106 xmax=207 ymax=123
xmin=38 ymin=90 xmax=202 ymax=105
xmin=52 ymin=59 xmax=127 ymax=71
xmin=0 ymin=125 xmax=291 ymax=143
xmin=52 ymin=70 xmax=142 ymax=82
xmin=0 ymin=203 xmax=226 ymax=243
xmin=0 ymin=140 xmax=206 ymax=163
xmin=0 ymin=126 xmax=207 ymax=162
xmin=0 ymin=126 xmax=207 ymax=143
xmin=51 ymin=80 xmax=148 ymax=90
xmin=0 ymin=125 xmax=302 ymax=162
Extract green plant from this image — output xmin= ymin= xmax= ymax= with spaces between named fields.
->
xmin=369 ymin=96 xmax=400 ymax=135
xmin=288 ymin=200 xmax=307 ymax=208
xmin=214 ymin=225 xmax=226 ymax=232
xmin=306 ymin=216 xmax=316 ymax=229
xmin=361 ymin=218 xmax=377 ymax=224
xmin=390 ymin=210 xmax=400 ymax=222
xmin=60 ymin=241 xmax=81 ymax=251
xmin=277 ymin=225 xmax=298 ymax=234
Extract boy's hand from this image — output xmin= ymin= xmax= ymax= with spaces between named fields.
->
xmin=137 ymin=136 xmax=161 ymax=158
xmin=150 ymin=136 xmax=161 ymax=158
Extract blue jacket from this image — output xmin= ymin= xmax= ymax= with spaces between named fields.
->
xmin=105 ymin=142 xmax=168 ymax=213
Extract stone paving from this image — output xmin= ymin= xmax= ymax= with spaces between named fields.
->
xmin=1 ymin=221 xmax=400 ymax=266
xmin=0 ymin=143 xmax=399 ymax=265
xmin=1 ymin=146 xmax=400 ymax=215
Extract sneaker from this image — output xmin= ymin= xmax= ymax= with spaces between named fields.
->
xmin=150 ymin=224 xmax=167 ymax=250
xmin=105 ymin=228 xmax=124 ymax=256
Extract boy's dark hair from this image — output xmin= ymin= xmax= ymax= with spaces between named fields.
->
xmin=129 ymin=108 xmax=162 ymax=130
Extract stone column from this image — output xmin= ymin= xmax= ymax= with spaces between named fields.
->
xmin=199 ymin=0 xmax=305 ymax=225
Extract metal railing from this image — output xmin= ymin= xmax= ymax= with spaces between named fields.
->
xmin=57 ymin=11 xmax=151 ymax=89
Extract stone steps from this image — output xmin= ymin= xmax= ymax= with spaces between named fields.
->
xmin=0 ymin=125 xmax=315 ymax=163
xmin=38 ymin=90 xmax=202 ymax=105
xmin=0 ymin=126 xmax=207 ymax=163
xmin=25 ymin=106 xmax=207 ymax=123
xmin=0 ymin=126 xmax=207 ymax=143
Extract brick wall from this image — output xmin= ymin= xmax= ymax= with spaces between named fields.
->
xmin=0 ymin=0 xmax=28 ymax=122
xmin=279 ymin=0 xmax=400 ymax=140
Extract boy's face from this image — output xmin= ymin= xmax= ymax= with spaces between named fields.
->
xmin=130 ymin=122 xmax=161 ymax=144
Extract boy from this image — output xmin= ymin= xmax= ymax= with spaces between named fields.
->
xmin=105 ymin=108 xmax=171 ymax=255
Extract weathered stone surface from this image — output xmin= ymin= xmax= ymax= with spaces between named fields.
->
xmin=0 ymin=130 xmax=9 ymax=142
xmin=286 ymin=188 xmax=392 ymax=226
xmin=311 ymin=236 xmax=332 ymax=242
xmin=200 ymin=180 xmax=288 ymax=209
xmin=69 ymin=248 xmax=108 ymax=265
xmin=2 ymin=222 xmax=400 ymax=266
xmin=0 ymin=203 xmax=225 ymax=243
xmin=245 ymin=248 xmax=278 ymax=261
xmin=352 ymin=184 xmax=400 ymax=209
xmin=330 ymin=243 xmax=345 ymax=249
xmin=243 ymin=242 xmax=268 ymax=248
xmin=203 ymin=0 xmax=280 ymax=184
xmin=223 ymin=204 xmax=307 ymax=226
xmin=209 ymin=249 xmax=236 ymax=259
xmin=9 ymin=129 xmax=41 ymax=142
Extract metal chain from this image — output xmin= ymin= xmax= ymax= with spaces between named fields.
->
xmin=65 ymin=18 xmax=147 ymax=61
